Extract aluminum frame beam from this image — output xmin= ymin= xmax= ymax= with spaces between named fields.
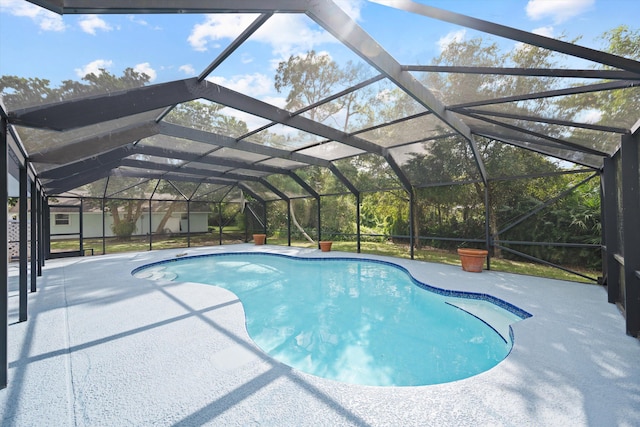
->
xmin=29 ymin=122 xmax=159 ymax=164
xmin=403 ymin=65 xmax=640 ymax=80
xmin=38 ymin=145 xmax=136 ymax=180
xmin=238 ymin=74 xmax=386 ymax=142
xmin=449 ymin=80 xmax=640 ymax=111
xmin=132 ymin=145 xmax=291 ymax=175
xmin=11 ymin=78 xmax=384 ymax=160
xmin=28 ymin=0 xmax=309 ymax=15
xmin=463 ymin=112 xmax=610 ymax=157
xmin=237 ymin=183 xmax=265 ymax=205
xmin=118 ymin=158 xmax=272 ymax=183
xmin=258 ymin=178 xmax=290 ymax=202
xmin=472 ymin=130 xmax=602 ymax=169
xmin=8 ymin=80 xmax=197 ymax=131
xmin=198 ymin=13 xmax=273 ymax=82
xmin=328 ymin=164 xmax=359 ymax=196
xmin=458 ymin=108 xmax=630 ymax=135
xmin=116 ymin=170 xmax=239 ymax=187
xmin=196 ymin=81 xmax=385 ymax=156
xmin=497 ymin=174 xmax=597 ymax=236
xmin=307 ymin=1 xmax=488 ymax=183
xmin=373 ymin=0 xmax=640 ymax=74
xmin=287 ymin=172 xmax=319 ymax=199
xmin=158 ymin=123 xmax=330 ymax=167
xmin=43 ymin=168 xmax=112 ymax=194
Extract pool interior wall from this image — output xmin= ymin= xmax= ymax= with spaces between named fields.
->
xmin=132 ymin=252 xmax=531 ymax=386
xmin=2 ymin=244 xmax=640 ymax=426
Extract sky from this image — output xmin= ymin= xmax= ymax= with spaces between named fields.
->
xmin=1 ymin=0 xmax=638 ymax=113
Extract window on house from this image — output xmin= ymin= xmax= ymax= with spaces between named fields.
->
xmin=181 ymin=213 xmax=188 ymax=220
xmin=55 ymin=213 xmax=70 ymax=225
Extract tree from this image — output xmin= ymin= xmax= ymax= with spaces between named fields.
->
xmin=274 ymin=51 xmax=379 ymax=242
xmin=557 ymin=25 xmax=640 ymax=129
xmin=275 ymin=50 xmax=344 ymax=122
xmin=1 ymin=68 xmax=150 ymax=108
xmin=2 ymin=70 xmax=153 ymax=239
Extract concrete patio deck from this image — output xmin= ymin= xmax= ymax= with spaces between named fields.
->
xmin=2 ymin=244 xmax=639 ymax=426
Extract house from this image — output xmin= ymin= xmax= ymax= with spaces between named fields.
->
xmin=49 ymin=205 xmax=210 ymax=239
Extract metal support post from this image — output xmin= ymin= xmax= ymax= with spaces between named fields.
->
xmin=44 ymin=200 xmax=50 ymax=259
xmin=187 ymin=200 xmax=191 ymax=248
xmin=1 ymin=116 xmax=9 ymax=389
xmin=19 ymin=163 xmax=28 ymax=322
xmin=148 ymin=199 xmax=152 ymax=251
xmin=317 ymin=197 xmax=321 ymax=248
xmin=218 ymin=203 xmax=223 ymax=245
xmin=287 ymin=200 xmax=292 ymax=246
xmin=30 ymin=178 xmax=37 ymax=292
xmin=409 ymin=189 xmax=415 ymax=260
xmin=621 ymin=133 xmax=640 ymax=337
xmin=484 ymin=184 xmax=492 ymax=270
xmin=101 ymin=198 xmax=106 ymax=255
xmin=602 ymin=157 xmax=619 ymax=303
xmin=79 ymin=198 xmax=84 ymax=255
xmin=263 ymin=201 xmax=268 ymax=243
xmin=356 ymin=193 xmax=361 ymax=254
xmin=37 ymin=189 xmax=43 ymax=274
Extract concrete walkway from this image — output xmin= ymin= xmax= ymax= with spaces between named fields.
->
xmin=2 ymin=245 xmax=639 ymax=426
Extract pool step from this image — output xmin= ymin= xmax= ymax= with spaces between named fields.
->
xmin=445 ymin=299 xmax=523 ymax=343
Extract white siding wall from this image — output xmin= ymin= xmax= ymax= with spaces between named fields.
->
xmin=50 ymin=212 xmax=209 ymax=238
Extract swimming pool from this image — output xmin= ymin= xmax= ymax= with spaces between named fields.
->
xmin=133 ymin=252 xmax=531 ymax=386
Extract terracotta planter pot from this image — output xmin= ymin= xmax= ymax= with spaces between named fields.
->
xmin=253 ymin=234 xmax=266 ymax=245
xmin=457 ymin=248 xmax=488 ymax=273
xmin=319 ymin=241 xmax=333 ymax=252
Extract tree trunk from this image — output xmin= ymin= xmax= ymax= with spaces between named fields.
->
xmin=474 ymin=182 xmax=501 ymax=257
xmin=109 ymin=202 xmax=121 ymax=228
xmin=413 ymin=191 xmax=422 ymax=250
xmin=489 ymin=203 xmax=501 ymax=258
xmin=290 ymin=203 xmax=315 ymax=244
xmin=155 ymin=203 xmax=179 ymax=233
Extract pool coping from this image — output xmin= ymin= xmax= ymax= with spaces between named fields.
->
xmin=131 ymin=251 xmax=533 ymax=320
xmin=3 ymin=244 xmax=640 ymax=426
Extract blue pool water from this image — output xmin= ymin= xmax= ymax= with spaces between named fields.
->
xmin=133 ymin=253 xmax=530 ymax=386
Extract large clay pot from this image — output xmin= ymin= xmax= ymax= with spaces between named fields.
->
xmin=253 ymin=234 xmax=266 ymax=245
xmin=319 ymin=241 xmax=333 ymax=252
xmin=457 ymin=248 xmax=488 ymax=272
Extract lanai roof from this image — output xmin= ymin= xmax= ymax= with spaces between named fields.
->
xmin=3 ymin=0 xmax=640 ymax=203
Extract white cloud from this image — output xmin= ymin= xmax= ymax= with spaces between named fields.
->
xmin=526 ymin=0 xmax=594 ymax=24
xmin=188 ymin=14 xmax=252 ymax=52
xmin=79 ymin=16 xmax=113 ymax=35
xmin=514 ymin=26 xmax=555 ymax=51
xmin=179 ymin=64 xmax=196 ymax=76
xmin=75 ymin=59 xmax=113 ymax=78
xmin=187 ymin=13 xmax=336 ymax=58
xmin=532 ymin=26 xmax=555 ymax=38
xmin=128 ymin=15 xmax=147 ymax=26
xmin=437 ymin=29 xmax=466 ymax=52
xmin=217 ymin=107 xmax=272 ymax=131
xmin=134 ymin=62 xmax=157 ymax=81
xmin=334 ymin=0 xmax=364 ymax=21
xmin=241 ymin=53 xmax=254 ymax=64
xmin=575 ymin=109 xmax=602 ymax=124
xmin=208 ymin=73 xmax=272 ymax=96
xmin=127 ymin=14 xmax=161 ymax=30
xmin=261 ymin=96 xmax=288 ymax=109
xmin=0 ymin=0 xmax=65 ymax=31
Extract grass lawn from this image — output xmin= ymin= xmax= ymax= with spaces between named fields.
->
xmin=50 ymin=234 xmax=599 ymax=284
xmin=268 ymin=238 xmax=600 ymax=284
